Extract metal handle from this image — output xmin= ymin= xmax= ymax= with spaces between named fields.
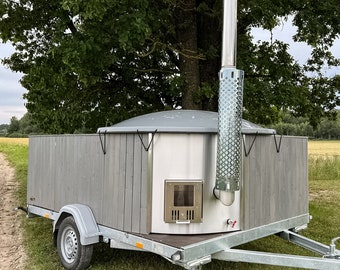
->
xmin=176 ymin=220 xmax=191 ymax=224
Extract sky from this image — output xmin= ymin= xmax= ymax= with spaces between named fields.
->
xmin=0 ymin=17 xmax=339 ymax=125
xmin=251 ymin=17 xmax=340 ymax=77
xmin=0 ymin=44 xmax=27 ymax=125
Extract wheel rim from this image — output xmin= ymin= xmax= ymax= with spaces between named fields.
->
xmin=60 ymin=225 xmax=78 ymax=264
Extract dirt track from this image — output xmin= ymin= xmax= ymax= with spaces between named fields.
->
xmin=0 ymin=153 xmax=26 ymax=269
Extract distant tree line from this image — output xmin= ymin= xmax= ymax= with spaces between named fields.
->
xmin=0 ymin=114 xmax=42 ymax=137
xmin=269 ymin=110 xmax=340 ymax=139
xmin=1 ymin=110 xmax=339 ymax=139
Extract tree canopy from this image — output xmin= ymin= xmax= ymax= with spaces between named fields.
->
xmin=0 ymin=0 xmax=339 ymax=133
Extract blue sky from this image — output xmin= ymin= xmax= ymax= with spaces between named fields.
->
xmin=0 ymin=17 xmax=339 ymax=125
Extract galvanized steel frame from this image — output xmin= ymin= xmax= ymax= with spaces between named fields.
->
xmin=27 ymin=205 xmax=340 ymax=269
xmin=213 ymin=249 xmax=340 ymax=269
xmin=177 ymin=214 xmax=310 ymax=262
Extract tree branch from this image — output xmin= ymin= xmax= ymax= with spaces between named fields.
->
xmin=138 ymin=39 xmax=205 ymax=60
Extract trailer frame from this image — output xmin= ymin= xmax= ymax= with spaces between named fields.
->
xmin=27 ymin=204 xmax=340 ymax=270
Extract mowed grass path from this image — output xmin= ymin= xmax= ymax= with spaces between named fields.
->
xmin=0 ymin=138 xmax=339 ymax=270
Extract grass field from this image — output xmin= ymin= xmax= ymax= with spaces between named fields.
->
xmin=308 ymin=140 xmax=340 ymax=157
xmin=0 ymin=139 xmax=339 ymax=270
xmin=0 ymin=137 xmax=29 ymax=145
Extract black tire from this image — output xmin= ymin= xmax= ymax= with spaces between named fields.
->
xmin=57 ymin=216 xmax=93 ymax=270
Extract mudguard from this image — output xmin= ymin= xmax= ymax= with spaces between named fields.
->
xmin=53 ymin=204 xmax=101 ymax=245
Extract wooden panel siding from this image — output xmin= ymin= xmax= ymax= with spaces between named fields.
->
xmin=27 ymin=133 xmax=150 ymax=234
xmin=241 ymin=135 xmax=308 ymax=230
xmin=28 ymin=136 xmax=57 ymax=209
xmin=28 ymin=133 xmax=308 ymax=234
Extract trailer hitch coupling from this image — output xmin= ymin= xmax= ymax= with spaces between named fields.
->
xmin=324 ymin=236 xmax=340 ymax=259
xmin=15 ymin=206 xmax=28 ymax=214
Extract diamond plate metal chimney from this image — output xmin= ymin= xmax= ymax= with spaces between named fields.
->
xmin=214 ymin=0 xmax=244 ymax=205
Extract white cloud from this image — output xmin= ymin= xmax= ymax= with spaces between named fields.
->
xmin=0 ymin=42 xmax=27 ymax=124
xmin=0 ymin=106 xmax=27 ymax=125
xmin=0 ymin=42 xmax=15 ymax=58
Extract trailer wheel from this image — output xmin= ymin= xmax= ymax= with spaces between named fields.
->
xmin=57 ymin=216 xmax=93 ymax=270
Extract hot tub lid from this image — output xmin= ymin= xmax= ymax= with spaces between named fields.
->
xmin=97 ymin=110 xmax=275 ymax=134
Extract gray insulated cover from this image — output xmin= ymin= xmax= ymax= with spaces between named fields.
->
xmin=97 ymin=110 xmax=275 ymax=134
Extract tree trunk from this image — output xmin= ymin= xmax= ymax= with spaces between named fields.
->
xmin=175 ymin=0 xmax=201 ymax=110
xmin=197 ymin=0 xmax=221 ymax=111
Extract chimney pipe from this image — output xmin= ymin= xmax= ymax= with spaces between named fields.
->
xmin=214 ymin=0 xmax=244 ymax=206
xmin=221 ymin=0 xmax=237 ymax=67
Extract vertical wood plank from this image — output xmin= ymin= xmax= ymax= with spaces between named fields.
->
xmin=131 ymin=134 xmax=142 ymax=233
xmin=116 ymin=134 xmax=126 ymax=230
xmin=123 ymin=134 xmax=134 ymax=232
xmin=140 ymin=133 xmax=151 ymax=234
xmin=111 ymin=134 xmax=121 ymax=227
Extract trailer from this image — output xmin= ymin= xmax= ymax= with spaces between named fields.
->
xmin=26 ymin=109 xmax=340 ymax=270
xmin=24 ymin=0 xmax=340 ymax=269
